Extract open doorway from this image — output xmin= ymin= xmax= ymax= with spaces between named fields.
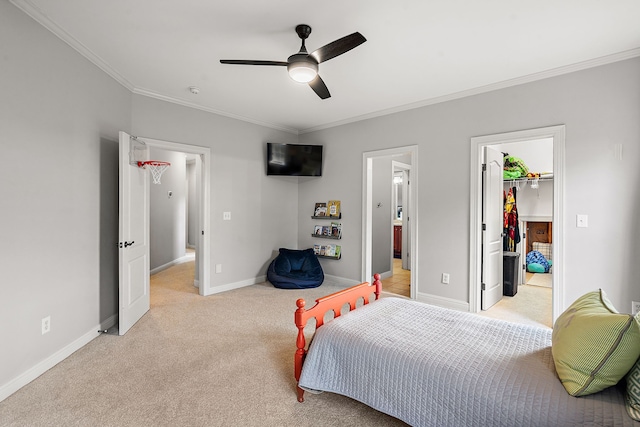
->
xmin=484 ymin=139 xmax=554 ymax=327
xmin=118 ymin=132 xmax=211 ymax=335
xmin=362 ymin=146 xmax=418 ymax=299
xmin=389 ymin=161 xmax=411 ymax=297
xmin=148 ymin=147 xmax=199 ymax=297
xmin=469 ymin=125 xmax=565 ymax=326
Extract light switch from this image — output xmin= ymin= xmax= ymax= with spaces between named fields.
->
xmin=576 ymin=214 xmax=588 ymax=228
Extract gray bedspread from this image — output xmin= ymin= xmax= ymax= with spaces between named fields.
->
xmin=298 ymin=297 xmax=637 ymax=426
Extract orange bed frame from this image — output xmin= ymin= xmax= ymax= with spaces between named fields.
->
xmin=294 ymin=273 xmax=382 ymax=402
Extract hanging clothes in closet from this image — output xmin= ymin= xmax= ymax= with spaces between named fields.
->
xmin=503 ymin=186 xmax=521 ymax=252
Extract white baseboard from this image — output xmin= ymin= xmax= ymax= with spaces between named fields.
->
xmin=415 ymin=292 xmax=470 ymax=312
xmin=202 ymin=273 xmax=362 ymax=295
xmin=377 ymin=270 xmax=393 ymax=280
xmin=203 ymin=275 xmax=267 ymax=296
xmin=323 ymin=274 xmax=362 ymax=287
xmin=0 ymin=315 xmax=116 ymax=403
xmin=150 ymin=254 xmax=195 ymax=275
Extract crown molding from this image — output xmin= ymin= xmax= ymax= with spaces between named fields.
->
xmin=11 ymin=0 xmax=639 ymax=136
xmin=10 ymin=0 xmax=136 ymax=91
xmin=299 ymin=48 xmax=640 ymax=134
xmin=10 ymin=0 xmax=298 ymax=135
xmin=132 ymin=88 xmax=299 ymax=135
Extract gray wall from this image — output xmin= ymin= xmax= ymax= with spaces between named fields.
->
xmin=0 ymin=1 xmax=130 ymax=390
xmin=299 ymin=57 xmax=640 ymax=313
xmin=130 ymin=95 xmax=300 ymax=289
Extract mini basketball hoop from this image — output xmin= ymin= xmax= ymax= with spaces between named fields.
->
xmin=138 ymin=161 xmax=171 ymax=184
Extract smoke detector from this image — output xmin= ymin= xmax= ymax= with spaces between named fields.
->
xmin=188 ymin=86 xmax=200 ymax=95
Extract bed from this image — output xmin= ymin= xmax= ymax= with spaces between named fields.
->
xmin=294 ymin=274 xmax=640 ymax=426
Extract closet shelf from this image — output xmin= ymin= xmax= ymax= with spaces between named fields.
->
xmin=504 ymin=176 xmax=553 ymax=183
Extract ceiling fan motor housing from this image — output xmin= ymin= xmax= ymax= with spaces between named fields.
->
xmin=295 ymin=24 xmax=312 ymax=40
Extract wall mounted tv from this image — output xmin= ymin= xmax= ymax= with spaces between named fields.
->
xmin=266 ymin=143 xmax=323 ymax=176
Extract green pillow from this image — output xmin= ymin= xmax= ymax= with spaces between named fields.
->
xmin=552 ymin=289 xmax=640 ymax=396
xmin=626 ymin=358 xmax=640 ymax=421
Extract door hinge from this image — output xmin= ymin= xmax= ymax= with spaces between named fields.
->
xmin=202 ymin=230 xmax=204 ymax=235
xmin=481 ymin=283 xmax=486 ymax=291
xmin=482 ymin=223 xmax=486 ymax=231
xmin=482 ymin=163 xmax=487 ymax=171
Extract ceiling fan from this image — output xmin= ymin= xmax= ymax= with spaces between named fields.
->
xmin=220 ymin=24 xmax=366 ymax=99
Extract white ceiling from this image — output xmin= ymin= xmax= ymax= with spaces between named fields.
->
xmin=12 ymin=0 xmax=640 ymax=134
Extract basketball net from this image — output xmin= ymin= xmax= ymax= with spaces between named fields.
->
xmin=138 ymin=161 xmax=170 ymax=184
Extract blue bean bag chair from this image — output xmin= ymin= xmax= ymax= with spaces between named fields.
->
xmin=267 ymin=248 xmax=324 ymax=289
xmin=526 ymin=250 xmax=551 ymax=273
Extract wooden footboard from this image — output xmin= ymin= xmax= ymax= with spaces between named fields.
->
xmin=294 ymin=273 xmax=382 ymax=402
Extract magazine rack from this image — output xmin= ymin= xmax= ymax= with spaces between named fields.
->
xmin=311 ymin=202 xmax=342 ymax=260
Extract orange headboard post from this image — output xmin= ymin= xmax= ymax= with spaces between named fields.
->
xmin=295 ymin=274 xmax=382 ymax=402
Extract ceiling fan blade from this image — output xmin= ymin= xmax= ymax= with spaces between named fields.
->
xmin=220 ymin=60 xmax=288 ymax=66
xmin=310 ymin=32 xmax=366 ymax=63
xmin=309 ymin=75 xmax=331 ymax=99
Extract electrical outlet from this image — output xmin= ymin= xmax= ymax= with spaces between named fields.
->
xmin=441 ymin=273 xmax=450 ymax=284
xmin=42 ymin=316 xmax=51 ymax=335
xmin=632 ymin=301 xmax=640 ymax=316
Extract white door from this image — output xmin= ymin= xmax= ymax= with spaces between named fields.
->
xmin=118 ymin=131 xmax=150 ymax=335
xmin=481 ymin=146 xmax=503 ymax=310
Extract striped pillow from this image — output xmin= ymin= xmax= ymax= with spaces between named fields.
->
xmin=552 ymin=289 xmax=640 ymax=396
xmin=626 ymin=358 xmax=640 ymax=420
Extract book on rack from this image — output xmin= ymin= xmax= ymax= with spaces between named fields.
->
xmin=313 ymin=244 xmax=321 ymax=255
xmin=313 ymin=225 xmax=323 ymax=236
xmin=318 ymin=244 xmax=340 ymax=258
xmin=327 ymin=200 xmax=341 ymax=217
xmin=324 ymin=244 xmax=335 ymax=257
xmin=330 ymin=222 xmax=342 ymax=238
xmin=314 ymin=202 xmax=327 ymax=217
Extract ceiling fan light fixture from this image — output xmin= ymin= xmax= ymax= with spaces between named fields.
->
xmin=287 ymin=57 xmax=318 ymax=83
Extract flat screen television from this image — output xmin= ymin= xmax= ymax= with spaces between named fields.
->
xmin=266 ymin=143 xmax=323 ymax=176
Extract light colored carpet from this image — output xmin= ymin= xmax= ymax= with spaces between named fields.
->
xmin=527 ymin=273 xmax=552 ymax=288
xmin=478 ymin=283 xmax=553 ymax=328
xmin=0 ymin=261 xmax=407 ymax=427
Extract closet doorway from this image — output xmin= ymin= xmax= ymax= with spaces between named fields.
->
xmin=469 ymin=125 xmax=565 ymax=325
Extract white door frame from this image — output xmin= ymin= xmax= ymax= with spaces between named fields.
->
xmin=363 ymin=146 xmax=418 ymax=299
xmin=136 ymin=136 xmax=212 ymax=296
xmin=469 ymin=125 xmax=565 ymax=322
